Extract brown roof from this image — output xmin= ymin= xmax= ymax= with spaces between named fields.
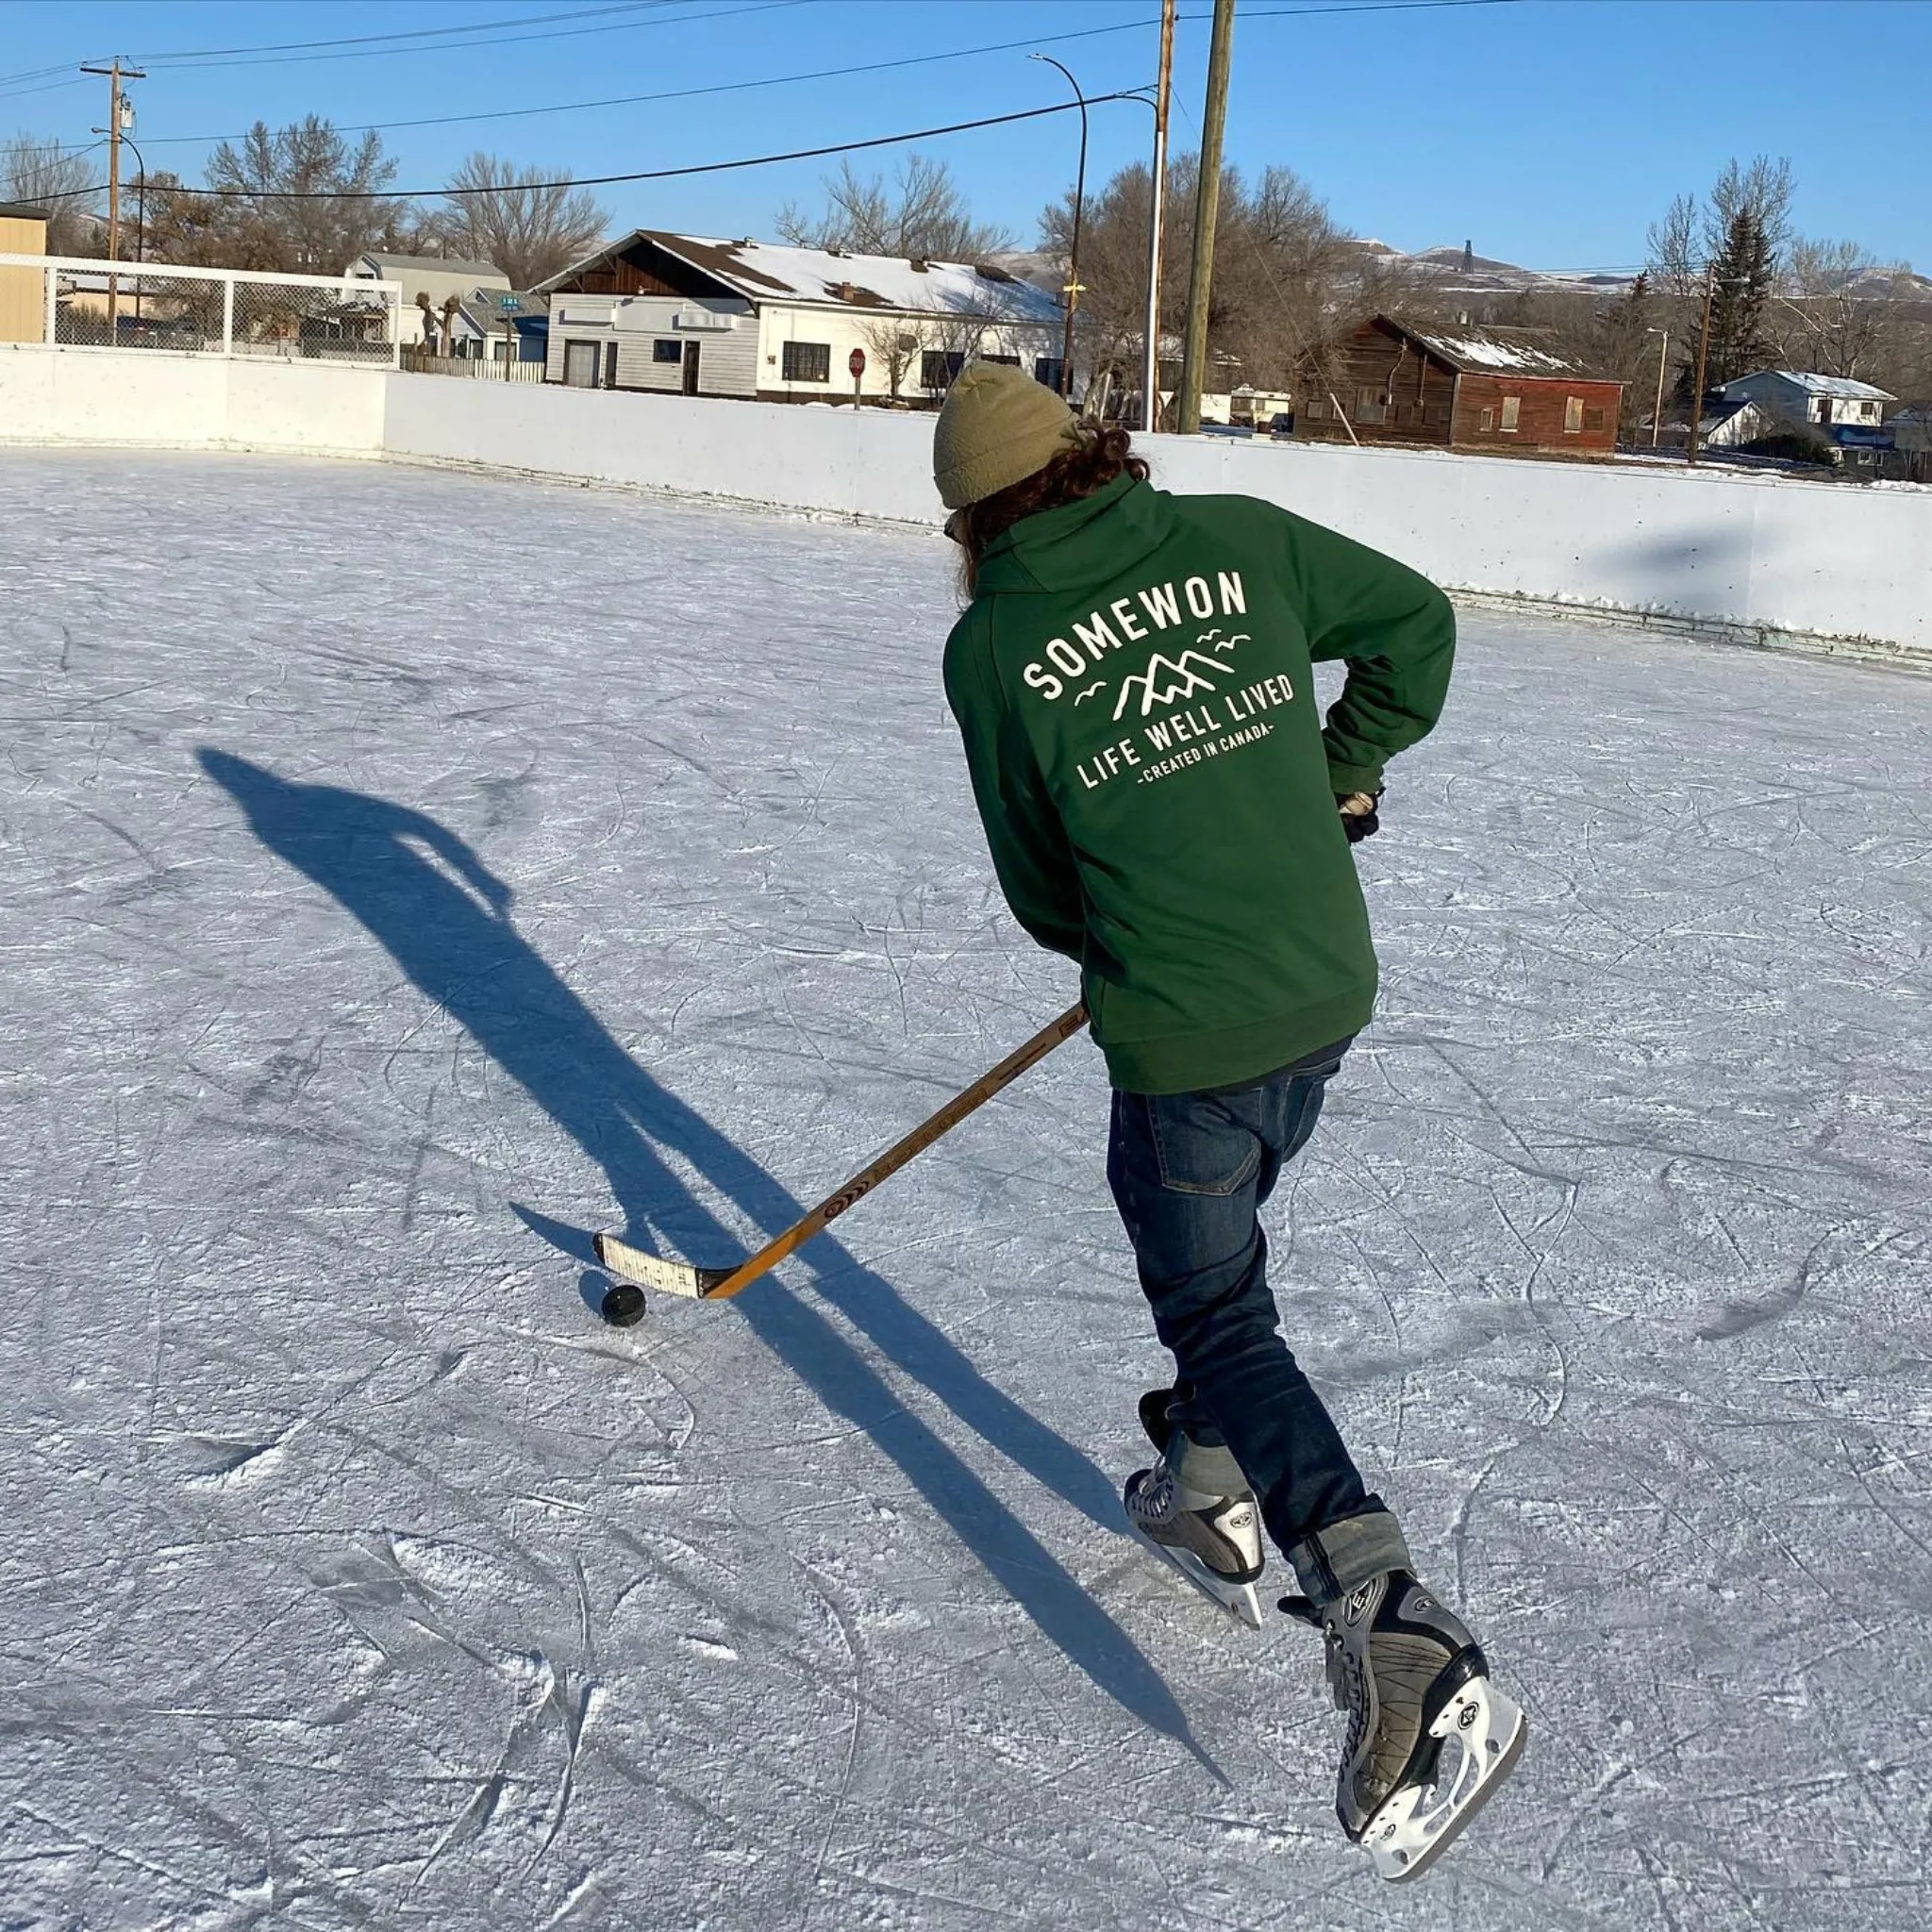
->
xmin=1378 ymin=316 xmax=1617 ymax=383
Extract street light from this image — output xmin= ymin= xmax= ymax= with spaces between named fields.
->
xmin=1030 ymin=53 xmax=1087 ymax=401
xmin=120 ymin=132 xmax=147 ymax=322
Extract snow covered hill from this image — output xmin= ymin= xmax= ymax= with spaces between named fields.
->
xmin=2 ymin=451 xmax=1928 ymax=1930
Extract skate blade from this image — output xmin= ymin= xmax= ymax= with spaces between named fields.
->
xmin=1131 ymin=1527 xmax=1264 ymax=1630
xmin=1366 ymin=1677 xmax=1528 ymax=1884
xmin=594 ymin=1232 xmax=733 ymax=1300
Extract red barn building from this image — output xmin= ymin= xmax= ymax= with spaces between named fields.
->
xmin=1297 ymin=316 xmax=1624 ymax=457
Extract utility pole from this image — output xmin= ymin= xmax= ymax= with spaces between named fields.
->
xmin=81 ymin=58 xmax=144 ymax=344
xmin=1141 ymin=0 xmax=1176 ymax=433
xmin=1686 ymin=267 xmax=1717 ymax=468
xmin=1176 ymin=0 xmax=1235 ymax=436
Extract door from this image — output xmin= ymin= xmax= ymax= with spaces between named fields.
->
xmin=562 ymin=340 xmax=599 ymax=389
xmin=681 ymin=341 xmax=701 ymax=396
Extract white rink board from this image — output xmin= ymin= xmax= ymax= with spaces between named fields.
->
xmin=2 ymin=450 xmax=1928 ymax=1931
xmin=0 ymin=344 xmax=387 ymax=454
xmin=383 ymin=374 xmax=1932 ymax=658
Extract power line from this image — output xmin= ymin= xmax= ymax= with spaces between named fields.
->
xmin=0 ymin=1 xmax=791 ymax=93
xmin=137 ymin=0 xmax=800 ymax=74
xmin=74 ymin=0 xmax=1531 ymax=152
xmin=132 ymin=3 xmax=659 ymax=62
xmin=29 ymin=92 xmax=1151 ymax=206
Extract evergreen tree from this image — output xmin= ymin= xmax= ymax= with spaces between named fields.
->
xmin=1703 ymin=208 xmax=1774 ymax=389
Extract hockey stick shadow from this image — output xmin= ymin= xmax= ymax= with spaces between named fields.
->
xmin=199 ymin=749 xmax=1220 ymax=1770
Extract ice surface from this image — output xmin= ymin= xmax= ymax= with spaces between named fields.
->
xmin=2 ymin=450 xmax=1929 ymax=1930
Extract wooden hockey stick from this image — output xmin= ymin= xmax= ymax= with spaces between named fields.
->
xmin=594 ymin=1001 xmax=1090 ymax=1301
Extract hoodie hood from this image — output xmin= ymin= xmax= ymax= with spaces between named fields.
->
xmin=971 ymin=474 xmax=1176 ymax=597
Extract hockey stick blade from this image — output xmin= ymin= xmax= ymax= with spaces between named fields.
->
xmin=591 ymin=1003 xmax=1089 ymax=1307
xmin=593 ymin=1232 xmax=735 ymax=1300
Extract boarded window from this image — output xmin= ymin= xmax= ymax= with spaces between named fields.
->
xmin=1479 ymin=406 xmax=1494 ymax=432
xmin=1354 ymin=387 xmax=1388 ymax=425
xmin=1584 ymin=407 xmax=1606 ymax=432
xmin=782 ymin=341 xmax=831 ymax=382
xmin=1564 ymin=395 xmax=1584 ymax=433
xmin=1500 ymin=395 xmax=1522 ymax=432
xmin=653 ymin=339 xmax=682 ymax=363
xmin=1303 ymin=393 xmax=1328 ymax=420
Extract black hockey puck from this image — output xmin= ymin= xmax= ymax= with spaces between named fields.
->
xmin=600 ymin=1281 xmax=648 ymax=1327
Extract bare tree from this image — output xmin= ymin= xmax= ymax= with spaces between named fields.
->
xmin=425 ymin=153 xmax=608 ymax=289
xmin=146 ymin=119 xmax=407 ymax=273
xmin=2 ymin=134 xmax=103 ymax=254
xmin=1041 ymin=153 xmax=1398 ymax=411
xmin=1775 ymin=238 xmax=1907 ymax=380
xmin=777 ymin=155 xmax=1009 ymax=260
xmin=854 ymin=310 xmax=924 ymax=402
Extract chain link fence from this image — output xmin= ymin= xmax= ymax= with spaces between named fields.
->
xmin=0 ymin=255 xmax=400 ymax=364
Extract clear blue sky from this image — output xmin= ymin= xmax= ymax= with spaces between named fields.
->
xmin=4 ymin=0 xmax=1927 ymax=272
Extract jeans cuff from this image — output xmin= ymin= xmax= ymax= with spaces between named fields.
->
xmin=1171 ymin=1433 xmax=1250 ymax=1496
xmin=1286 ymin=1507 xmax=1412 ymax=1607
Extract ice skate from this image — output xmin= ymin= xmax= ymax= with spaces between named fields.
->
xmin=1125 ymin=1393 xmax=1265 ymax=1628
xmin=1283 ymin=1571 xmax=1526 ymax=1882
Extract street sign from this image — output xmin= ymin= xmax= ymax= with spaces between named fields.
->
xmin=848 ymin=347 xmax=866 ymax=377
xmin=499 ymin=294 xmax=520 ymax=312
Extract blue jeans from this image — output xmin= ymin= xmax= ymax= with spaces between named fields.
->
xmin=1107 ymin=1040 xmax=1411 ymax=1605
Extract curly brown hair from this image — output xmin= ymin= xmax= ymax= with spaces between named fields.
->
xmin=949 ymin=423 xmax=1149 ymax=595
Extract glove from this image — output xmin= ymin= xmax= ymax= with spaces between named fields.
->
xmin=1337 ymin=789 xmax=1382 ymax=843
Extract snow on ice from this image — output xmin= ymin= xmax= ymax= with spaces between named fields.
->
xmin=2 ymin=449 xmax=1929 ymax=1930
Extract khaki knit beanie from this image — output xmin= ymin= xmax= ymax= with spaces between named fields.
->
xmin=932 ymin=362 xmax=1078 ymax=509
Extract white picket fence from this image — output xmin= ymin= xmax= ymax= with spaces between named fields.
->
xmin=0 ymin=254 xmax=402 ymax=365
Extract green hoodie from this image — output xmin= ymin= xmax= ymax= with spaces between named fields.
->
xmin=942 ymin=473 xmax=1455 ymax=1094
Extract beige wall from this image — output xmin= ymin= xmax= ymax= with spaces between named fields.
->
xmin=0 ymin=216 xmax=48 ymax=341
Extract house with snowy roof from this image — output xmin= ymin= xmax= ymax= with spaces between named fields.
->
xmin=1717 ymin=370 xmax=1896 ymax=436
xmin=1295 ymin=315 xmax=1624 ymax=456
xmin=531 ymin=229 xmax=1064 ymax=405
xmin=344 ymin=252 xmax=510 ymax=349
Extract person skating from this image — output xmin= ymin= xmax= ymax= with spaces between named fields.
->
xmin=933 ymin=364 xmax=1525 ymax=1881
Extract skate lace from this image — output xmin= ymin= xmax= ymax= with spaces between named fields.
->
xmin=1332 ymin=1631 xmax=1367 ymax=1753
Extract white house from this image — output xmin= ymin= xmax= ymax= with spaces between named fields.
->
xmin=345 ymin=253 xmax=509 ymax=349
xmin=531 ymin=229 xmax=1064 ymax=404
xmin=1718 ymin=370 xmax=1896 ymax=430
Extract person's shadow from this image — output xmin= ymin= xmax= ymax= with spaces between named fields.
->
xmin=199 ymin=749 xmax=1218 ymax=1768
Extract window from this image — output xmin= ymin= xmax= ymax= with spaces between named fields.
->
xmin=1302 ymin=392 xmax=1327 ymax=421
xmin=782 ymin=341 xmax=831 ymax=383
xmin=1564 ymin=395 xmax=1584 ymax=434
xmin=983 ymin=353 xmax=1021 ymax=367
xmin=1500 ymin=395 xmax=1521 ymax=432
xmin=654 ymin=339 xmax=683 ymax=363
xmin=1034 ymin=357 xmax=1066 ymax=391
xmin=1584 ymin=407 xmax=1606 ymax=433
xmin=922 ymin=349 xmax=966 ymax=391
xmin=604 ymin=342 xmax=619 ymax=389
xmin=1354 ymin=386 xmax=1388 ymax=425
xmin=1478 ymin=406 xmax=1494 ymax=432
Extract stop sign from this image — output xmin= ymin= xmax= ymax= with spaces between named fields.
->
xmin=848 ymin=347 xmax=866 ymax=378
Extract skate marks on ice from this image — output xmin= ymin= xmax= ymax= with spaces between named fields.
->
xmin=7 ymin=455 xmax=1932 ymax=1928
xmin=197 ymin=747 xmax=1220 ymax=1776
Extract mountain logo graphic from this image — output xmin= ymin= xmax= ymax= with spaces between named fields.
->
xmin=1112 ymin=649 xmax=1229 ymax=722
